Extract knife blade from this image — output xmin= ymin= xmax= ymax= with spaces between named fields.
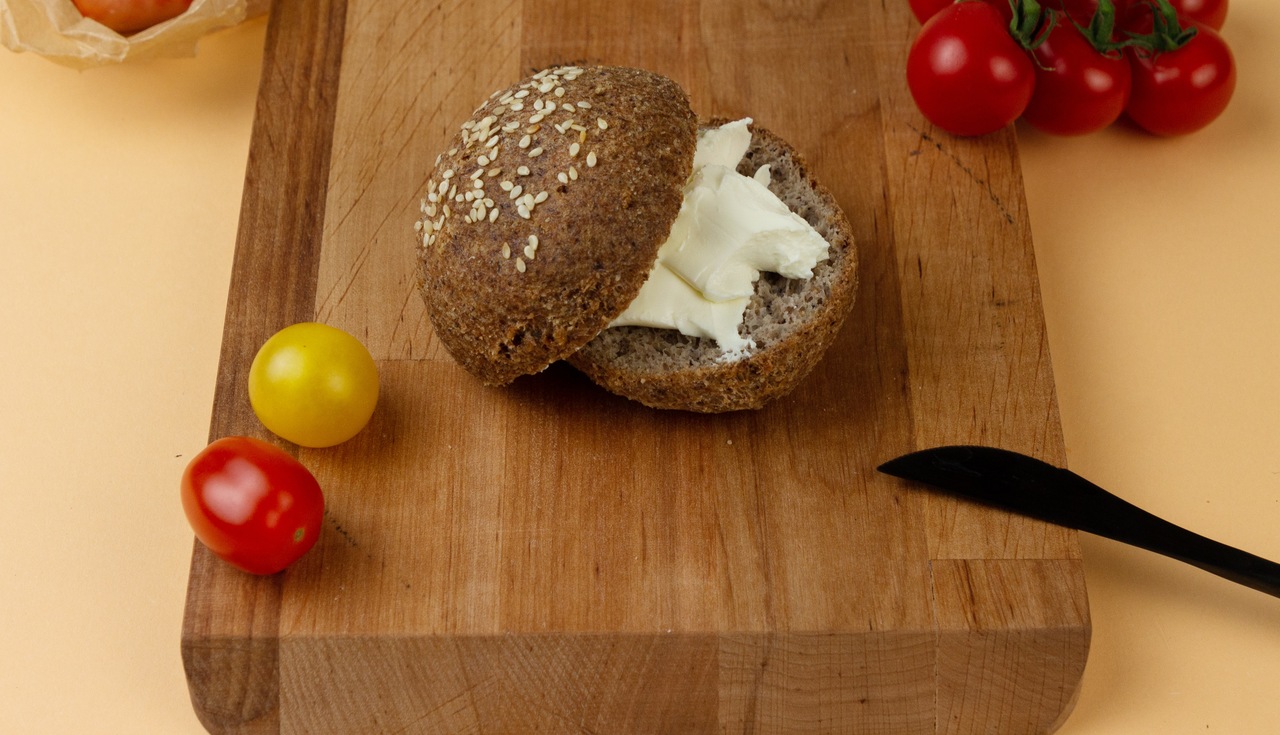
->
xmin=878 ymin=445 xmax=1280 ymax=599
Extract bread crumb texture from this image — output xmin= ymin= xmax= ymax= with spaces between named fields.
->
xmin=417 ymin=65 xmax=697 ymax=386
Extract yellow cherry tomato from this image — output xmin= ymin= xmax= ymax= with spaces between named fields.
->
xmin=248 ymin=323 xmax=379 ymax=448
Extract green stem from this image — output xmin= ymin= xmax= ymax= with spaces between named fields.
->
xmin=1127 ymin=0 xmax=1199 ymax=55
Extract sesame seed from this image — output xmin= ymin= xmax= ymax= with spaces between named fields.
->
xmin=503 ymin=121 xmax=520 ymax=132
xmin=517 ymin=204 xmax=531 ymax=219
xmin=473 ymin=180 xmax=484 ymax=188
xmin=448 ymin=183 xmax=457 ymax=198
xmin=476 ymin=203 xmax=487 ymax=220
xmin=443 ymin=204 xmax=451 ymax=217
xmin=510 ymin=185 xmax=523 ymax=199
xmin=471 ymin=168 xmax=484 ymax=179
xmin=487 ymin=168 xmax=501 ymax=178
xmin=465 ymin=190 xmax=477 ymax=202
xmin=557 ymin=172 xmax=568 ymax=184
xmin=579 ymin=129 xmax=587 ymax=143
xmin=526 ymin=124 xmax=541 ymax=133
xmin=569 ymin=166 xmax=578 ymax=181
xmin=448 ymin=148 xmax=458 ymax=155
xmin=486 ymin=136 xmax=499 ymax=148
xmin=517 ymin=165 xmax=530 ymax=176
xmin=478 ymin=155 xmax=490 ymax=166
xmin=442 ymin=169 xmax=455 ymax=179
xmin=555 ymin=87 xmax=565 ymax=97
xmin=529 ymin=234 xmax=539 ymax=248
xmin=518 ymin=134 xmax=531 ymax=148
xmin=489 ymin=208 xmax=499 ymax=223
xmin=533 ymin=98 xmax=544 ymax=111
xmin=561 ymin=103 xmax=575 ymax=113
xmin=534 ymin=191 xmax=548 ymax=204
xmin=597 ymin=118 xmax=608 ymax=130
xmin=501 ymin=243 xmax=511 ymax=258
xmin=414 ymin=220 xmax=423 ymax=232
xmin=577 ymin=101 xmax=591 ymax=109
xmin=461 ymin=120 xmax=475 ymax=130
xmin=434 ymin=153 xmax=442 ymax=166
xmin=427 ymin=192 xmax=439 ymax=203
xmin=523 ymin=244 xmax=537 ymax=259
xmin=454 ymin=193 xmax=464 ymax=203
xmin=515 ymin=90 xmax=529 ymax=98
xmin=464 ymin=215 xmax=472 ymax=224
xmin=586 ymin=151 xmax=598 ymax=167
xmin=569 ymin=142 xmax=580 ymax=157
xmin=516 ymin=258 xmax=527 ymax=273
xmin=511 ymin=102 xmax=524 ymax=112
xmin=500 ymin=180 xmax=514 ymax=191
xmin=484 ymin=198 xmax=494 ymax=207
xmin=529 ymin=113 xmax=545 ymax=124
xmin=528 ymin=147 xmax=544 ymax=157
xmin=538 ymin=82 xmax=553 ymax=93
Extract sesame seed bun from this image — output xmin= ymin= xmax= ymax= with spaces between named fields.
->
xmin=417 ymin=65 xmax=697 ymax=386
xmin=567 ymin=121 xmax=859 ymax=413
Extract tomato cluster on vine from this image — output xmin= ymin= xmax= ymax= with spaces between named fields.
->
xmin=906 ymin=0 xmax=1235 ymax=137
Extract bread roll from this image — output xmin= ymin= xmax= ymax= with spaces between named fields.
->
xmin=416 ymin=68 xmax=858 ymax=413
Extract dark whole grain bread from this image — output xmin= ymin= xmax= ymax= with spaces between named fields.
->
xmin=417 ymin=65 xmax=697 ymax=385
xmin=568 ymin=121 xmax=859 ymax=413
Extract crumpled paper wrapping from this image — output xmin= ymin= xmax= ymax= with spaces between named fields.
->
xmin=0 ymin=0 xmax=269 ymax=68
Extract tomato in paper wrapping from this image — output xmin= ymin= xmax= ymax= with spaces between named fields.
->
xmin=71 ymin=0 xmax=194 ymax=35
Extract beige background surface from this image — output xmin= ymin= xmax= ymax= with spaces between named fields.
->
xmin=2 ymin=3 xmax=1277 ymax=733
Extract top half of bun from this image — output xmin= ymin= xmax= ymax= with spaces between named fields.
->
xmin=417 ymin=65 xmax=697 ymax=386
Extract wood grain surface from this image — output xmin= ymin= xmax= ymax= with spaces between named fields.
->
xmin=181 ymin=0 xmax=1090 ymax=732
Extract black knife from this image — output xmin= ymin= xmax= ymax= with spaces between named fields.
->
xmin=878 ymin=445 xmax=1280 ymax=599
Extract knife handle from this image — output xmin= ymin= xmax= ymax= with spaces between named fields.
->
xmin=1065 ymin=478 xmax=1280 ymax=599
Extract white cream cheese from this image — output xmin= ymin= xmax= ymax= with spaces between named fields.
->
xmin=609 ymin=118 xmax=830 ymax=355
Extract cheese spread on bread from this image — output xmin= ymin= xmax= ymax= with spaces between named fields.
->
xmin=609 ymin=119 xmax=830 ymax=355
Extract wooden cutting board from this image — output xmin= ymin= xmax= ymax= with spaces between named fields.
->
xmin=182 ymin=0 xmax=1090 ymax=732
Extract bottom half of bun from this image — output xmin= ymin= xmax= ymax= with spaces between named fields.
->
xmin=568 ymin=123 xmax=858 ymax=413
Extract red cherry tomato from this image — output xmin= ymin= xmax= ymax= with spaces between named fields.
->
xmin=1125 ymin=0 xmax=1227 ymax=30
xmin=1022 ymin=14 xmax=1132 ymax=134
xmin=907 ymin=1 xmax=1037 ymax=136
xmin=1125 ymin=23 xmax=1235 ymax=135
xmin=1169 ymin=0 xmax=1227 ymax=29
xmin=910 ymin=0 xmax=956 ymax=24
xmin=911 ymin=0 xmax=1014 ymax=24
xmin=181 ymin=437 xmax=325 ymax=575
xmin=71 ymin=0 xmax=193 ymax=35
xmin=1118 ymin=0 xmax=1227 ymax=33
